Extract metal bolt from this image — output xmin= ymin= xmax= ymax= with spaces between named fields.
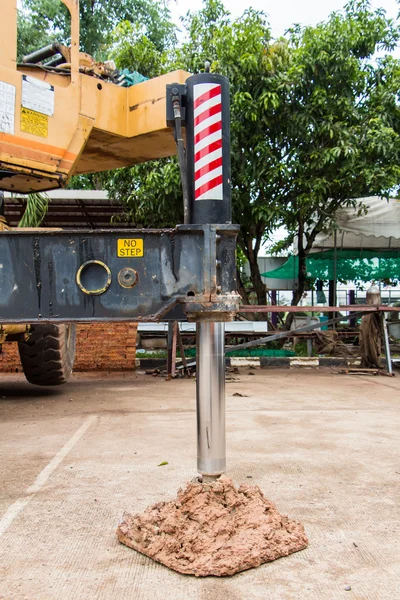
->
xmin=118 ymin=268 xmax=138 ymax=288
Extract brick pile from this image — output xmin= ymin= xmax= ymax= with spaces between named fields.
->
xmin=0 ymin=341 xmax=21 ymax=373
xmin=74 ymin=323 xmax=137 ymax=371
xmin=0 ymin=323 xmax=137 ymax=373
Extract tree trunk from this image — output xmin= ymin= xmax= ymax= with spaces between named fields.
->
xmin=236 ymin=268 xmax=250 ymax=305
xmin=94 ymin=174 xmax=103 ymax=190
xmin=284 ymin=210 xmax=332 ymax=331
xmin=285 ymin=250 xmax=307 ymax=330
xmin=238 ymin=228 xmax=267 ymax=307
xmin=285 ymin=212 xmax=308 ymax=330
xmin=245 ymin=241 xmax=266 ymax=306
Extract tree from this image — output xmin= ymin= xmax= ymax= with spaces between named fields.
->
xmin=105 ymin=0 xmax=400 ymax=311
xmin=110 ymin=19 xmax=171 ymax=77
xmin=23 ymin=0 xmax=400 ymax=316
xmin=103 ymin=160 xmax=183 ymax=228
xmin=18 ymin=193 xmax=49 ymax=227
xmin=17 ymin=7 xmax=57 ymax=60
xmin=18 ymin=0 xmax=176 ymax=59
xmin=270 ymin=0 xmax=400 ymax=325
xmin=106 ymin=2 xmax=290 ymax=306
xmin=71 ymin=18 xmax=177 ymax=195
xmin=181 ymin=0 xmax=400 ymax=314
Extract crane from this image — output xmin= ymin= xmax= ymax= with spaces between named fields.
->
xmin=0 ymin=0 xmax=239 ymax=481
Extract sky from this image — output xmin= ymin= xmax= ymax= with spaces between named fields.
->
xmin=170 ymin=0 xmax=400 ymax=41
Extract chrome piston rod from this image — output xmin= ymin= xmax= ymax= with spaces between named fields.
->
xmin=196 ymin=322 xmax=226 ymax=478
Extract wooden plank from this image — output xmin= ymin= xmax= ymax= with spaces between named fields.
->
xmin=171 ymin=321 xmax=178 ymax=378
xmin=177 ymin=327 xmax=191 ymax=377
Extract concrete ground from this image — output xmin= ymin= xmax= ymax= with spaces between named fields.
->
xmin=0 ymin=368 xmax=399 ymax=600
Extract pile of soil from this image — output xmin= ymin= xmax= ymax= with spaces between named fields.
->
xmin=117 ymin=476 xmax=308 ymax=577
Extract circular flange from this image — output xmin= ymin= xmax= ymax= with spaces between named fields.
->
xmin=118 ymin=268 xmax=138 ymax=288
xmin=76 ymin=260 xmax=112 ymax=295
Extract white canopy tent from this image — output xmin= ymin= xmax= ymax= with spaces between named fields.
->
xmin=313 ymin=196 xmax=400 ymax=250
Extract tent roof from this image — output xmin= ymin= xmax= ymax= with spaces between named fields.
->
xmin=313 ymin=196 xmax=400 ymax=250
xmin=262 ymin=197 xmax=400 ymax=282
xmin=261 ymin=249 xmax=400 ymax=282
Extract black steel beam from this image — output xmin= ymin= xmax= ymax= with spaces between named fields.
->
xmin=0 ymin=224 xmax=238 ymax=323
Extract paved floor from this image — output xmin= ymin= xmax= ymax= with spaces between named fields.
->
xmin=0 ymin=368 xmax=399 ymax=599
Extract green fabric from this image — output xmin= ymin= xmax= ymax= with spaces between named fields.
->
xmin=226 ymin=349 xmax=295 ymax=357
xmin=261 ymin=249 xmax=400 ymax=282
xmin=118 ymin=69 xmax=148 ymax=87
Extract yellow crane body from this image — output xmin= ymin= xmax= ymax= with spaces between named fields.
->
xmin=0 ymin=0 xmax=189 ymax=193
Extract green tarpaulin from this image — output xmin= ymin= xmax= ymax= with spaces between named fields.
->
xmin=261 ymin=249 xmax=400 ymax=282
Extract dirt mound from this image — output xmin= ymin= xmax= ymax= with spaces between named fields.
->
xmin=117 ymin=476 xmax=308 ymax=577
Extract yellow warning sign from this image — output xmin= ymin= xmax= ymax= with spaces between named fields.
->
xmin=20 ymin=107 xmax=48 ymax=138
xmin=117 ymin=238 xmax=144 ymax=257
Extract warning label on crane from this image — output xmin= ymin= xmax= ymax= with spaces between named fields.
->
xmin=22 ymin=75 xmax=54 ymax=116
xmin=117 ymin=239 xmax=144 ymax=257
xmin=21 ymin=107 xmax=48 ymax=138
xmin=0 ymin=80 xmax=16 ymax=135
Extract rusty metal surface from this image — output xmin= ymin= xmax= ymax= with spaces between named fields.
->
xmin=238 ymin=305 xmax=400 ymax=313
xmin=0 ymin=225 xmax=239 ymax=323
xmin=3 ymin=195 xmax=128 ymax=229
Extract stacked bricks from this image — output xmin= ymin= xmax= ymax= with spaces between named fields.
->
xmin=0 ymin=323 xmax=137 ymax=373
xmin=74 ymin=323 xmax=137 ymax=371
xmin=0 ymin=342 xmax=21 ymax=373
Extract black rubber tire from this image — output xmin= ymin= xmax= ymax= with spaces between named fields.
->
xmin=18 ymin=324 xmax=76 ymax=386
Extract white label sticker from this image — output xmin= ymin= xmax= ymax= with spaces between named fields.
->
xmin=22 ymin=75 xmax=54 ymax=117
xmin=0 ymin=81 xmax=16 ymax=135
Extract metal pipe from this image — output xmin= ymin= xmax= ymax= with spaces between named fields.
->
xmin=46 ymin=55 xmax=65 ymax=67
xmin=22 ymin=43 xmax=60 ymax=64
xmin=166 ymin=321 xmax=174 ymax=380
xmin=171 ymin=90 xmax=190 ymax=225
xmin=381 ymin=313 xmax=393 ymax=376
xmin=196 ymin=322 xmax=226 ymax=478
xmin=333 ymin=228 xmax=337 ymax=328
xmin=238 ymin=305 xmax=400 ymax=312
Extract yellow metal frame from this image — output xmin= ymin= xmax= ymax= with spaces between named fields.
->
xmin=0 ymin=0 xmax=190 ymax=193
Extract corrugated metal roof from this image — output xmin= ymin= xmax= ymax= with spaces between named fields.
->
xmin=3 ymin=190 xmax=132 ymax=229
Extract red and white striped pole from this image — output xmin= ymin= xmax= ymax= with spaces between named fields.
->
xmin=186 ymin=73 xmax=231 ymax=478
xmin=186 ymin=73 xmax=231 ymax=225
xmin=166 ymin=72 xmax=232 ymax=478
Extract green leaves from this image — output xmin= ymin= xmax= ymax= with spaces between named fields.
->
xmin=104 ymin=159 xmax=183 ymax=229
xmin=19 ymin=0 xmax=176 ymax=59
xmin=111 ymin=21 xmax=169 ymax=77
xmin=18 ymin=193 xmax=49 ymax=228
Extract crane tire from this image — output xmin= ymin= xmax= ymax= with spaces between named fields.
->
xmin=18 ymin=323 xmax=76 ymax=386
